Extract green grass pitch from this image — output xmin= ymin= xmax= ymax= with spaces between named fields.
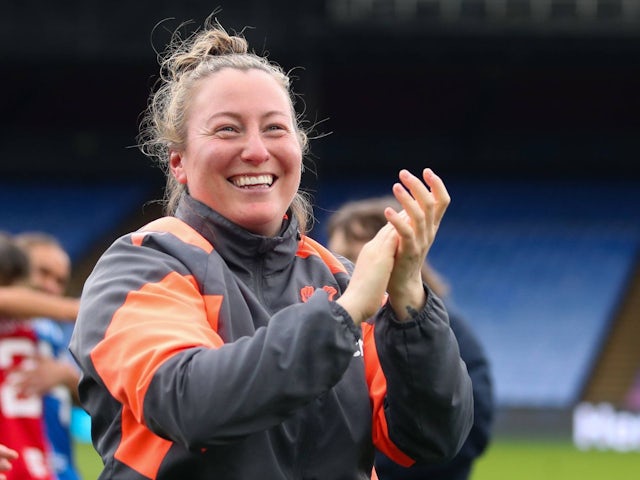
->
xmin=73 ymin=437 xmax=640 ymax=479
xmin=473 ymin=437 xmax=640 ymax=480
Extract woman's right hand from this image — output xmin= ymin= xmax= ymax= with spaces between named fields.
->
xmin=336 ymin=222 xmax=398 ymax=326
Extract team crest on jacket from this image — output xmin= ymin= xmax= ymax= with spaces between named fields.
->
xmin=300 ymin=285 xmax=338 ymax=302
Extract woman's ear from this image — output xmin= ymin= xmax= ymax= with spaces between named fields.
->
xmin=169 ymin=151 xmax=188 ymax=185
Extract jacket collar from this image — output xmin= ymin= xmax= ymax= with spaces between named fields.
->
xmin=174 ymin=194 xmax=300 ymax=273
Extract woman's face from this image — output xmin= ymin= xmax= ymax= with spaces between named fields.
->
xmin=170 ymin=68 xmax=303 ymax=237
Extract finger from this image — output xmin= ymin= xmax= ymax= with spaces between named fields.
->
xmin=397 ymin=169 xmax=430 ymax=205
xmin=0 ymin=446 xmax=18 ymax=476
xmin=392 ymin=182 xmax=422 ymax=224
xmin=393 ymin=182 xmax=429 ymax=232
xmin=384 ymin=205 xmax=417 ymax=248
xmin=361 ymin=222 xmax=398 ymax=262
xmin=0 ymin=444 xmax=18 ymax=459
xmin=376 ymin=219 xmax=400 ymax=247
xmin=397 ymin=170 xmax=435 ymax=229
xmin=422 ymin=168 xmax=450 ymax=226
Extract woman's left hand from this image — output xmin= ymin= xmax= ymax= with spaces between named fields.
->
xmin=384 ymin=168 xmax=450 ymax=320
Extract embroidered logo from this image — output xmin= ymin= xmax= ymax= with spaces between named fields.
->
xmin=300 ymin=285 xmax=338 ymax=302
xmin=300 ymin=286 xmax=315 ymax=303
xmin=322 ymin=286 xmax=338 ymax=300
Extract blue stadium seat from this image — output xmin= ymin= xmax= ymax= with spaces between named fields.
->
xmin=0 ymin=179 xmax=155 ymax=262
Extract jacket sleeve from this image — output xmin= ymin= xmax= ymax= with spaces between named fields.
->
xmin=366 ymin=287 xmax=474 ymax=465
xmin=447 ymin=311 xmax=495 ymax=463
xmin=70 ymin=234 xmax=361 ymax=449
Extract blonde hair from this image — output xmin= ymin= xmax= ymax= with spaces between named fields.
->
xmin=137 ymin=16 xmax=312 ymax=232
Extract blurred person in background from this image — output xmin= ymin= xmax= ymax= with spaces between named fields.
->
xmin=0 ymin=231 xmax=78 ymax=324
xmin=0 ymin=233 xmax=55 ymax=480
xmin=327 ymin=195 xmax=495 ymax=480
xmin=0 ymin=443 xmax=19 ymax=480
xmin=69 ymin=15 xmax=473 ymax=479
xmin=0 ymin=287 xmax=78 ymax=323
xmin=14 ymin=233 xmax=81 ymax=480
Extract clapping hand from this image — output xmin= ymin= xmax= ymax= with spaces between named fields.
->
xmin=383 ymin=168 xmax=450 ymax=320
xmin=336 ymin=168 xmax=449 ymax=324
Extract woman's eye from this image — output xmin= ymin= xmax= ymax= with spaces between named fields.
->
xmin=214 ymin=126 xmax=238 ymax=136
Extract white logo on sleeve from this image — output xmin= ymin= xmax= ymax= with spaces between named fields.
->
xmin=353 ymin=339 xmax=363 ymax=357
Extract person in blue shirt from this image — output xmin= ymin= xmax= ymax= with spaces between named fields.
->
xmin=14 ymin=233 xmax=81 ymax=480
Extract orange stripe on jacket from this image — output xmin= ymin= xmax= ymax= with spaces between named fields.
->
xmin=91 ymin=272 xmax=224 ymax=477
xmin=297 ymin=236 xmax=347 ymax=275
xmin=116 ymin=406 xmax=173 ymax=479
xmin=362 ymin=322 xmax=414 ymax=468
xmin=131 ymin=217 xmax=214 ymax=253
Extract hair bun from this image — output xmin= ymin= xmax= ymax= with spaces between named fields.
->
xmin=204 ymin=30 xmax=248 ymax=56
xmin=165 ymin=21 xmax=248 ymax=80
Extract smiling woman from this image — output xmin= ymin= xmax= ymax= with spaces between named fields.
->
xmin=137 ymin=24 xmax=312 ymax=235
xmin=168 ymin=68 xmax=303 ymax=237
xmin=68 ymin=14 xmax=473 ymax=480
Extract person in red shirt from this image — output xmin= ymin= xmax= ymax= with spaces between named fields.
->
xmin=0 ymin=233 xmax=55 ymax=480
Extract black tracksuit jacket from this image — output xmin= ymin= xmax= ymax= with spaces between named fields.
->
xmin=70 ymin=194 xmax=473 ymax=479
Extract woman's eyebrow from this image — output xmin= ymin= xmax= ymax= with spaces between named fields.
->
xmin=205 ymin=110 xmax=290 ymax=124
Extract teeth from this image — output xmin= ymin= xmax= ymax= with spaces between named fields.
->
xmin=232 ymin=175 xmax=274 ymax=187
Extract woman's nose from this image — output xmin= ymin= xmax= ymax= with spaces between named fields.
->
xmin=240 ymin=131 xmax=269 ymax=165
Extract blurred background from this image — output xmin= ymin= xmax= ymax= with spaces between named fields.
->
xmin=2 ymin=0 xmax=639 ymax=477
